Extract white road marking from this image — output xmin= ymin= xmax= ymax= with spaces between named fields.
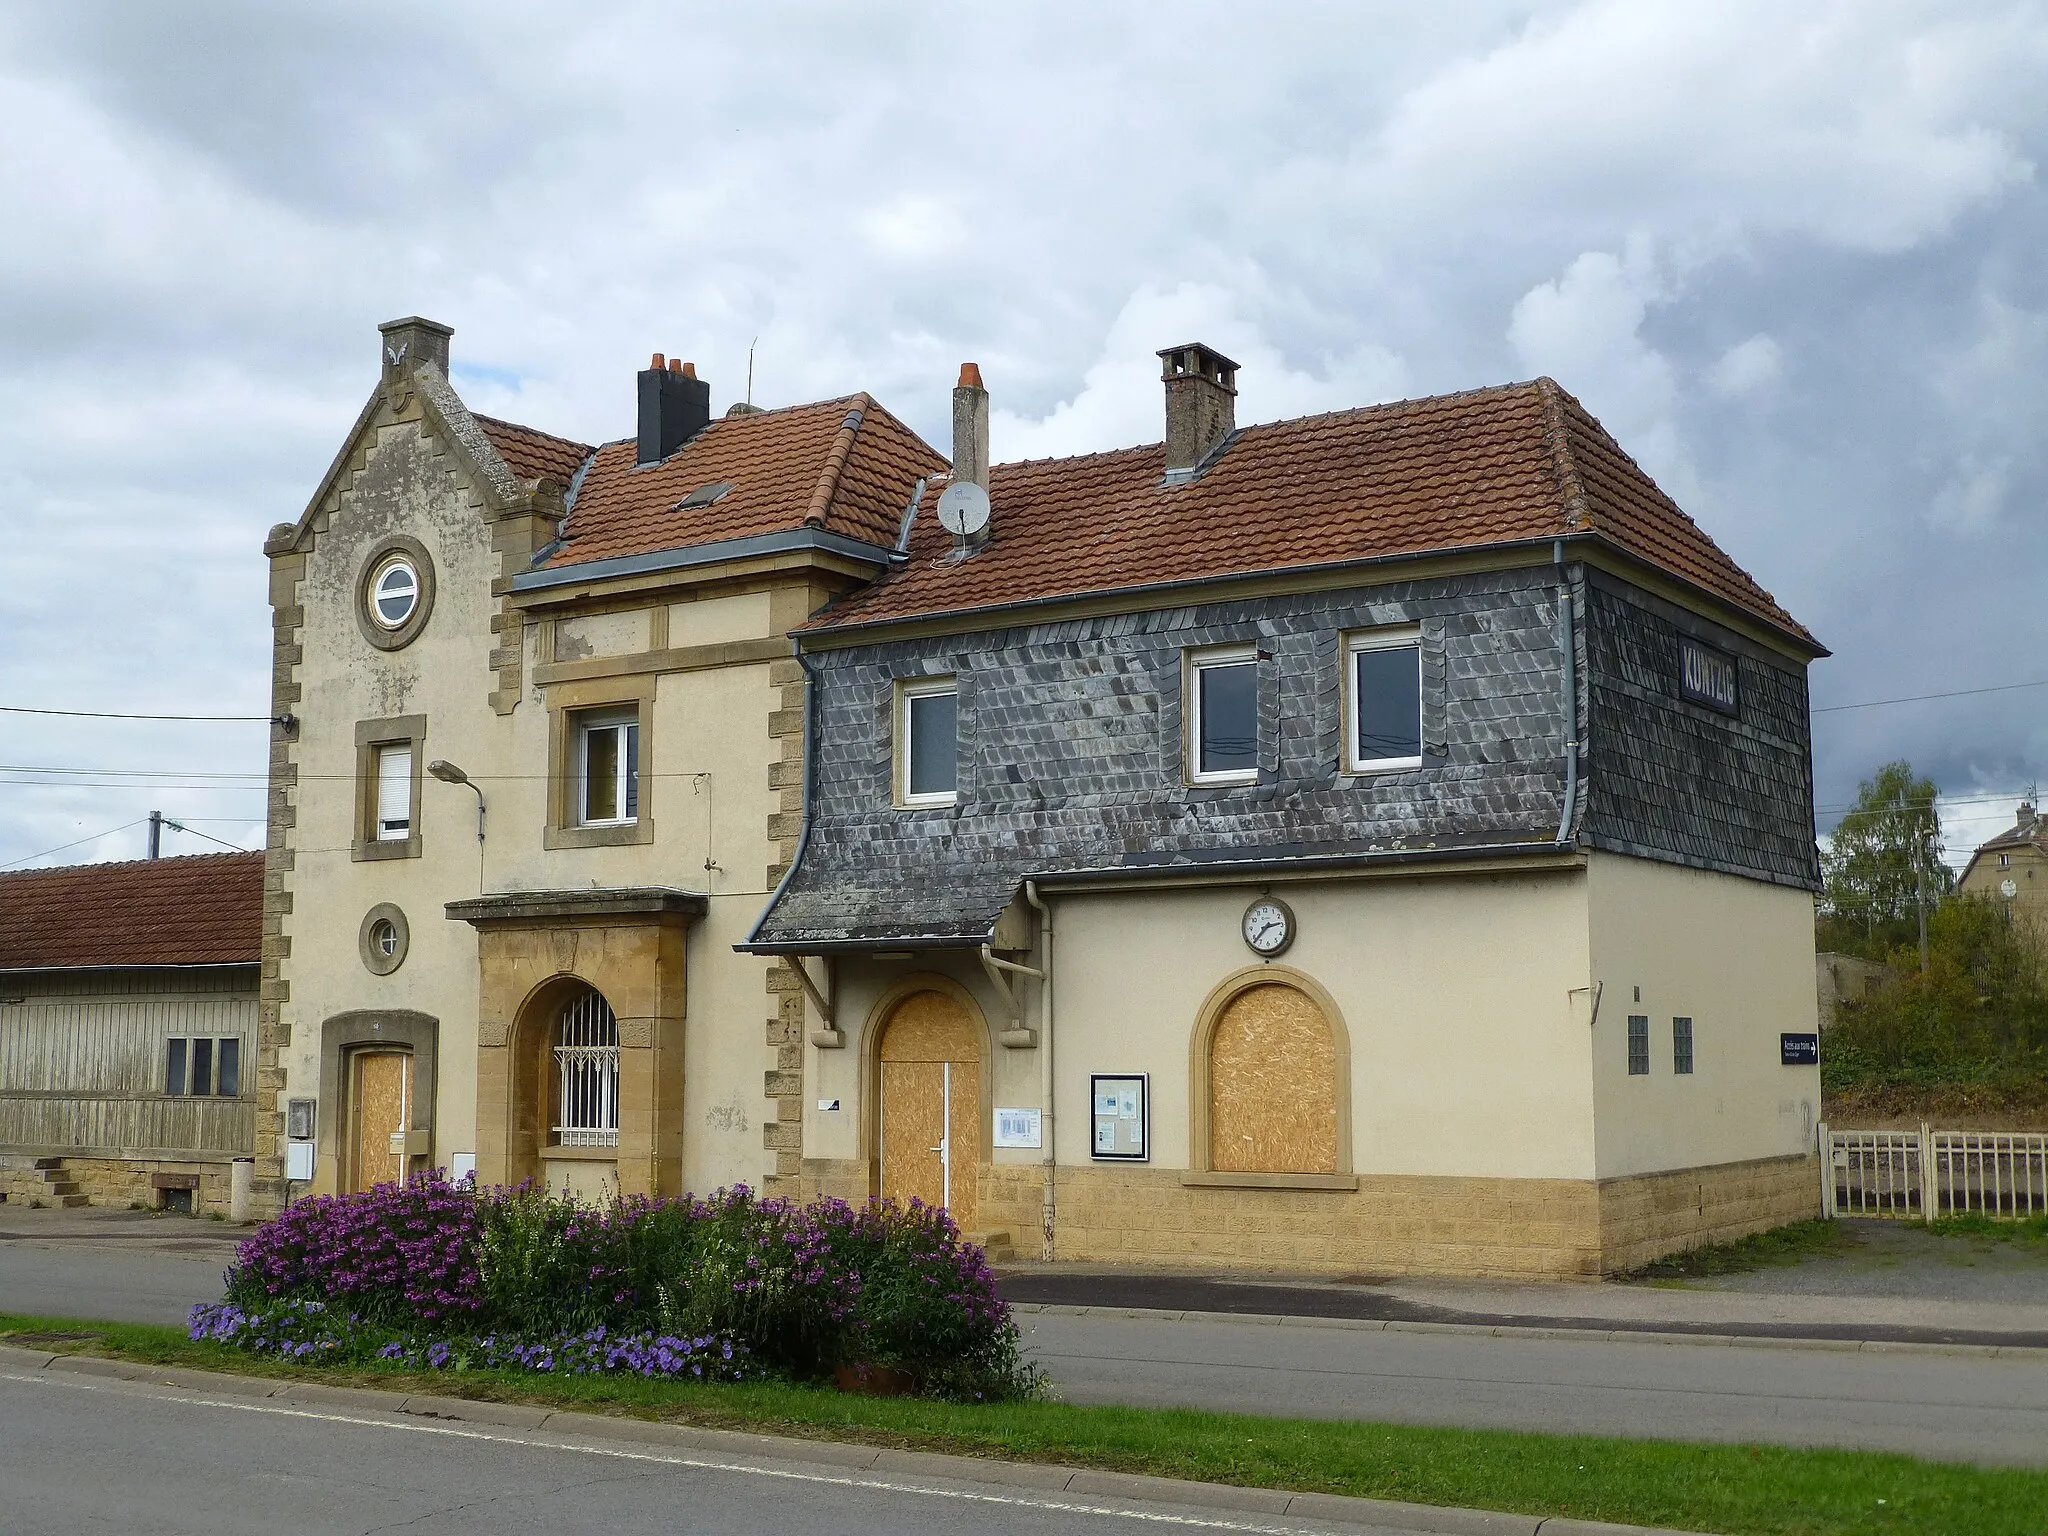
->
xmin=0 ymin=1368 xmax=1370 ymax=1536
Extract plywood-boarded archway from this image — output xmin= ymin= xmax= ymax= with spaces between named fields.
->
xmin=875 ymin=987 xmax=982 ymax=1229
xmin=1189 ymin=965 xmax=1352 ymax=1178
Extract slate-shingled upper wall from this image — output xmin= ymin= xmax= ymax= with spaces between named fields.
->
xmin=755 ymin=561 xmax=1820 ymax=949
xmin=758 ymin=567 xmax=1582 ymax=946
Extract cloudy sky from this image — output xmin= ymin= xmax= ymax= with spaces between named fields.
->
xmin=3 ymin=1 xmax=2046 ymax=872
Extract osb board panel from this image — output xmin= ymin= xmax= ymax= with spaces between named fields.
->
xmin=878 ymin=991 xmax=979 ymax=1063
xmin=882 ymin=1060 xmax=946 ymax=1211
xmin=351 ymin=1052 xmax=408 ymax=1192
xmin=1210 ymin=984 xmax=1336 ymax=1174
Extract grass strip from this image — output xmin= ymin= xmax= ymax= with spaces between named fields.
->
xmin=3 ymin=1311 xmax=2043 ymax=1536
xmin=1621 ymin=1218 xmax=1860 ymax=1281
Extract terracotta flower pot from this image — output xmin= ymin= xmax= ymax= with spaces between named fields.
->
xmin=832 ymin=1362 xmax=918 ymax=1396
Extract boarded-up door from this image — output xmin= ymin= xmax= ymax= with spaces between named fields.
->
xmin=1209 ymin=984 xmax=1337 ymax=1173
xmin=350 ymin=1050 xmax=411 ymax=1192
xmin=879 ymin=991 xmax=979 ymax=1228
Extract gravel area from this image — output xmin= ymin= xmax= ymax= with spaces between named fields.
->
xmin=1686 ymin=1217 xmax=2048 ymax=1305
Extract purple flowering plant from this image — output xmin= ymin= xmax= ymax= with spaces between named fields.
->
xmin=204 ymin=1171 xmax=1037 ymax=1400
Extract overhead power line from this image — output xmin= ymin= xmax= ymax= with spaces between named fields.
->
xmin=0 ymin=705 xmax=278 ymax=723
xmin=1814 ymin=678 xmax=2048 ymax=714
xmin=0 ymin=819 xmax=146 ymax=872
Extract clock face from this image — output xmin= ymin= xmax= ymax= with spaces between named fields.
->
xmin=1241 ymin=897 xmax=1294 ymax=957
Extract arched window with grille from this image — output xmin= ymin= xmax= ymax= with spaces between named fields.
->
xmin=554 ymin=987 xmax=620 ymax=1148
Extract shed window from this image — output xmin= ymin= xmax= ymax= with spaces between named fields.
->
xmin=374 ymin=745 xmax=413 ymax=840
xmin=574 ymin=712 xmax=640 ymax=826
xmin=165 ymin=1038 xmax=241 ymax=1097
xmin=899 ymin=679 xmax=958 ymax=806
xmin=1345 ymin=629 xmax=1422 ymax=771
xmin=1627 ymin=1015 xmax=1650 ymax=1076
xmin=1189 ymin=647 xmax=1258 ymax=784
xmin=1673 ymin=1017 xmax=1694 ymax=1075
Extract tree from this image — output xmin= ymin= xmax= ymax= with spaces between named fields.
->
xmin=1818 ymin=761 xmax=1955 ymax=960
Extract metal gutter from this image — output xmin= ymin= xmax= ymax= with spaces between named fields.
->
xmin=512 ymin=526 xmax=898 ymax=593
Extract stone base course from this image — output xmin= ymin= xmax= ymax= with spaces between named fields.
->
xmin=0 ymin=1155 xmax=239 ymax=1217
xmin=798 ymin=1152 xmax=1818 ymax=1278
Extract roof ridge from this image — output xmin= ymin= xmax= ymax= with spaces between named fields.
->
xmin=469 ymin=411 xmax=595 ymax=454
xmin=805 ymin=392 xmax=871 ymax=529
xmin=1534 ymin=377 xmax=1594 ymax=532
xmin=0 ymin=849 xmax=261 ymax=880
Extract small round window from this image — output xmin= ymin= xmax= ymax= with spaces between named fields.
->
xmin=370 ymin=919 xmax=399 ymax=958
xmin=359 ymin=903 xmax=409 ymax=975
xmin=371 ymin=558 xmax=419 ymax=629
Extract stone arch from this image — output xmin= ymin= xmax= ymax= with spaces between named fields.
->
xmin=505 ymin=972 xmax=617 ymax=1189
xmin=1188 ymin=965 xmax=1352 ymax=1177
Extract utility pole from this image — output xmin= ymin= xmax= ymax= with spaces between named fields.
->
xmin=147 ymin=810 xmax=162 ymax=860
xmin=1916 ymin=840 xmax=1929 ymax=975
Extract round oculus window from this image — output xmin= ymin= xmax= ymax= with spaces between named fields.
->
xmin=370 ymin=919 xmax=400 ymax=958
xmin=371 ymin=558 xmax=420 ymax=628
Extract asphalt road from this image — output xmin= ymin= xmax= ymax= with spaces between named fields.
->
xmin=5 ymin=1213 xmax=2047 ymax=1467
xmin=1019 ymin=1310 xmax=2048 ymax=1467
xmin=0 ymin=1368 xmax=1423 ymax=1536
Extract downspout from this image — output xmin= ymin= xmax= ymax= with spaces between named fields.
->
xmin=1553 ymin=539 xmax=1580 ymax=845
xmin=745 ymin=647 xmax=818 ymax=948
xmin=1023 ymin=880 xmax=1054 ymax=1262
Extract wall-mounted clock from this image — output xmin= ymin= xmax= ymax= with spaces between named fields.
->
xmin=1241 ymin=895 xmax=1295 ymax=958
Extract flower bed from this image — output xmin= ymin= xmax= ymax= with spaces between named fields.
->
xmin=191 ymin=1177 xmax=1037 ymax=1400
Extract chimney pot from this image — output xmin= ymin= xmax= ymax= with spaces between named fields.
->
xmin=637 ymin=356 xmax=711 ymax=465
xmin=1157 ymin=341 xmax=1239 ymax=478
xmin=951 ymin=362 xmax=990 ymax=491
xmin=681 ymin=361 xmax=697 ymax=379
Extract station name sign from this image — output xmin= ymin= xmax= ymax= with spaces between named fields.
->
xmin=1679 ymin=637 xmax=1740 ymax=715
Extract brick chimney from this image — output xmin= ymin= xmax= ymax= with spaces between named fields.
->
xmin=951 ymin=362 xmax=989 ymax=488
xmin=1158 ymin=342 xmax=1239 ymax=479
xmin=2019 ymin=801 xmax=2037 ymax=834
xmin=638 ymin=354 xmax=711 ymax=466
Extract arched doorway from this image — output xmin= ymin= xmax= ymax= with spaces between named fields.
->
xmin=347 ymin=1048 xmax=412 ymax=1192
xmin=507 ymin=979 xmax=622 ymax=1203
xmin=1208 ymin=983 xmax=1338 ymax=1174
xmin=877 ymin=989 xmax=981 ymax=1228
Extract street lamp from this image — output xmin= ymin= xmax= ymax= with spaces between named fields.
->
xmin=427 ymin=759 xmax=485 ymax=843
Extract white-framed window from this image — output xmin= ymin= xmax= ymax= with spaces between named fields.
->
xmin=898 ymin=678 xmax=958 ymax=807
xmin=1187 ymin=646 xmax=1258 ymax=785
xmin=166 ymin=1037 xmax=241 ymax=1097
xmin=573 ymin=711 xmax=640 ymax=826
xmin=1344 ymin=627 xmax=1423 ymax=772
xmin=1626 ymin=1014 xmax=1650 ymax=1076
xmin=369 ymin=555 xmax=420 ymax=629
xmin=555 ymin=988 xmax=620 ymax=1148
xmin=1673 ymin=1016 xmax=1695 ymax=1075
xmin=374 ymin=744 xmax=413 ymax=841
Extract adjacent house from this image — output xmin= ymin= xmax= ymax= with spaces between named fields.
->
xmin=1957 ymin=801 xmax=2048 ymax=924
xmin=256 ymin=318 xmax=1825 ymax=1276
xmin=0 ymin=852 xmax=261 ymax=1214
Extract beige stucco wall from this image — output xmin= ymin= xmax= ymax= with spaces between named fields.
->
xmin=278 ymin=413 xmax=785 ymax=1197
xmin=806 ymin=867 xmax=1597 ymax=1184
xmin=1586 ymin=851 xmax=1821 ymax=1179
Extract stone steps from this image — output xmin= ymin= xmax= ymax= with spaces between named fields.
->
xmin=33 ymin=1160 xmax=90 ymax=1208
xmin=964 ymin=1228 xmax=1016 ymax=1264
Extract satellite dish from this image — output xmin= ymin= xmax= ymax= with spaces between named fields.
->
xmin=936 ymin=480 xmax=991 ymax=539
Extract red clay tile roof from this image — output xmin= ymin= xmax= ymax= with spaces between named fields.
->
xmin=800 ymin=378 xmax=1816 ymax=648
xmin=541 ymin=397 xmax=946 ymax=569
xmin=474 ymin=414 xmax=595 ymax=486
xmin=0 ymin=852 xmax=263 ymax=970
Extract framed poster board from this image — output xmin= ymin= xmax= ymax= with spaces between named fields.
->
xmin=1090 ymin=1073 xmax=1148 ymax=1161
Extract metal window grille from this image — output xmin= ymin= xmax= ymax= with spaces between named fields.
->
xmin=554 ymin=989 xmax=620 ymax=1147
xmin=1672 ymin=1016 xmax=1693 ymax=1075
xmin=1626 ymin=1014 xmax=1649 ymax=1075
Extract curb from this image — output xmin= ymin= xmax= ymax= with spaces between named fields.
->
xmin=1008 ymin=1302 xmax=2048 ymax=1358
xmin=0 ymin=1342 xmax=1712 ymax=1536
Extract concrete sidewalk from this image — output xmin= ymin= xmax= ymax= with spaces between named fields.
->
xmin=997 ymin=1219 xmax=2048 ymax=1351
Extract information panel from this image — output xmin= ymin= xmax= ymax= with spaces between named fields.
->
xmin=1090 ymin=1073 xmax=1149 ymax=1161
xmin=1780 ymin=1033 xmax=1819 ymax=1066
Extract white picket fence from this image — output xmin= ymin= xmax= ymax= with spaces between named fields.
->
xmin=1822 ymin=1123 xmax=2048 ymax=1222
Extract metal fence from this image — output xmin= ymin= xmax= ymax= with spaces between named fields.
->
xmin=1822 ymin=1124 xmax=2048 ymax=1222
